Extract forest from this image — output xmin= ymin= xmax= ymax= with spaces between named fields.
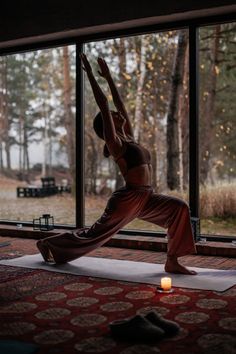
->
xmin=0 ymin=23 xmax=235 ymax=236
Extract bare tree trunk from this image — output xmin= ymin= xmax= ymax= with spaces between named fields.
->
xmin=41 ymin=104 xmax=49 ymax=177
xmin=63 ymin=46 xmax=75 ymax=185
xmin=42 ymin=120 xmax=47 ymax=177
xmin=167 ymin=30 xmax=188 ymax=190
xmin=23 ymin=120 xmax=30 ymax=182
xmin=0 ymin=58 xmax=11 ymax=172
xmin=114 ymin=38 xmax=127 ymax=189
xmin=177 ymin=41 xmax=189 ymax=192
xmin=0 ymin=141 xmax=3 ymax=170
xmin=181 ymin=43 xmax=190 ymax=189
xmin=48 ymin=118 xmax=53 ymax=176
xmin=149 ymin=89 xmax=159 ymax=191
xmin=4 ymin=140 xmax=11 ymax=171
xmin=0 ymin=62 xmax=4 ymax=171
xmin=19 ymin=116 xmax=23 ymax=173
xmin=150 ymin=50 xmax=163 ymax=192
xmin=133 ymin=36 xmax=148 ymax=142
xmin=200 ymin=25 xmax=220 ymax=185
xmin=85 ymin=131 xmax=98 ymax=194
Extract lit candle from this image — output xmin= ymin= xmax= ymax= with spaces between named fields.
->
xmin=161 ymin=277 xmax=172 ymax=291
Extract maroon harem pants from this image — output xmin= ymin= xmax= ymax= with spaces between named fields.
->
xmin=39 ymin=185 xmax=197 ymax=263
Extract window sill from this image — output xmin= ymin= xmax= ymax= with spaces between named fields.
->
xmin=107 ymin=234 xmax=236 ymax=257
xmin=0 ymin=225 xmax=235 ymax=258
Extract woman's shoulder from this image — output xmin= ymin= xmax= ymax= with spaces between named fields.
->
xmin=106 ymin=135 xmax=125 ymax=159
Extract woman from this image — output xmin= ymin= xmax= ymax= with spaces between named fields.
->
xmin=37 ymin=54 xmax=197 ymax=275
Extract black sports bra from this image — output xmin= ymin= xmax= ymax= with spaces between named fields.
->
xmin=115 ymin=140 xmax=151 ymax=170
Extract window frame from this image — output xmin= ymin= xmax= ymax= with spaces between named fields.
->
xmin=0 ymin=12 xmax=235 ymax=243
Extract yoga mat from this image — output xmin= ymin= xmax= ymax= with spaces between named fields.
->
xmin=0 ymin=254 xmax=235 ymax=292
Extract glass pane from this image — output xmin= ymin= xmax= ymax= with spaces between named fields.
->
xmin=84 ymin=30 xmax=189 ymax=231
xmin=0 ymin=45 xmax=76 ymax=225
xmin=199 ymin=23 xmax=236 ymax=237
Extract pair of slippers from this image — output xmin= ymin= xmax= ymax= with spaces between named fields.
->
xmin=109 ymin=310 xmax=180 ymax=342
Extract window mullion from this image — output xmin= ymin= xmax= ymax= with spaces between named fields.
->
xmin=76 ymin=43 xmax=85 ymax=228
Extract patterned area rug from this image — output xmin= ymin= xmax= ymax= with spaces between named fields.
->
xmin=0 ymin=263 xmax=236 ymax=354
xmin=0 ymin=238 xmax=236 ymax=354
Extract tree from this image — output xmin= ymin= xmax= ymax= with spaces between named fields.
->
xmin=113 ymin=38 xmax=129 ymax=190
xmin=0 ymin=57 xmax=12 ymax=173
xmin=166 ymin=30 xmax=188 ymax=190
xmin=200 ymin=25 xmax=220 ymax=185
xmin=133 ymin=36 xmax=148 ymax=141
xmin=178 ymin=41 xmax=189 ymax=191
xmin=62 ymin=46 xmax=76 ymax=185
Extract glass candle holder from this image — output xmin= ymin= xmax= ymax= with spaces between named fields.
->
xmin=33 ymin=214 xmax=54 ymax=231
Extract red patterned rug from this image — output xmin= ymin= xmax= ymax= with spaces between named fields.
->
xmin=0 ymin=239 xmax=236 ymax=354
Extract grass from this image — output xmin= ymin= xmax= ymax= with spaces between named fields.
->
xmin=85 ymin=210 xmax=236 ymax=236
xmin=0 ymin=175 xmax=235 ymax=237
xmin=201 ymin=217 xmax=236 ymax=236
xmin=200 ymin=183 xmax=236 ymax=218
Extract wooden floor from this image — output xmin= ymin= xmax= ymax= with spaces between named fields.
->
xmin=1 ymin=236 xmax=236 ymax=270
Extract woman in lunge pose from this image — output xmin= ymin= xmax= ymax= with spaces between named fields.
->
xmin=37 ymin=54 xmax=197 ymax=275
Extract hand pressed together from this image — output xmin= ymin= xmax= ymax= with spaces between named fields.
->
xmin=80 ymin=53 xmax=92 ymax=74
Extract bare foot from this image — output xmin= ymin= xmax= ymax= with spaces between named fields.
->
xmin=165 ymin=258 xmax=197 ymax=275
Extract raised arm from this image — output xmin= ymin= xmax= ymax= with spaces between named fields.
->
xmin=97 ymin=57 xmax=134 ymax=138
xmin=80 ymin=54 xmax=122 ymax=154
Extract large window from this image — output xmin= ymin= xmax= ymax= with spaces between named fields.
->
xmin=84 ymin=29 xmax=189 ymax=232
xmin=199 ymin=22 xmax=236 ymax=237
xmin=0 ymin=45 xmax=76 ymax=225
xmin=0 ymin=16 xmax=235 ymax=242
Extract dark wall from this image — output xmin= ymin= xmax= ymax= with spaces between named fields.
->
xmin=1 ymin=0 xmax=236 ymax=44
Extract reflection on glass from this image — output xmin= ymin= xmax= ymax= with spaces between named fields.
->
xmin=84 ymin=30 xmax=189 ymax=231
xmin=0 ymin=45 xmax=76 ymax=225
xmin=199 ymin=23 xmax=236 ymax=236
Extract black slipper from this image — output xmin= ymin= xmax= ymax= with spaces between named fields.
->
xmin=145 ymin=310 xmax=180 ymax=337
xmin=109 ymin=314 xmax=164 ymax=342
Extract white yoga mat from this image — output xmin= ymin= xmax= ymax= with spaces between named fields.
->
xmin=0 ymin=254 xmax=235 ymax=292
